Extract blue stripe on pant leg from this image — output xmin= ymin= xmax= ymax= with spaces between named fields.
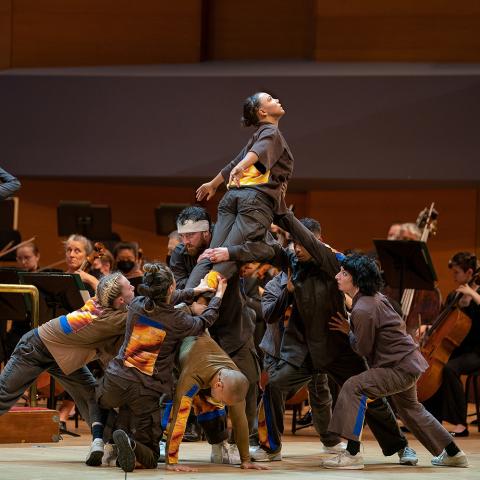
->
xmin=263 ymin=388 xmax=279 ymax=452
xmin=353 ymin=395 xmax=367 ymax=438
xmin=197 ymin=408 xmax=226 ymax=423
xmin=161 ymin=401 xmax=173 ymax=430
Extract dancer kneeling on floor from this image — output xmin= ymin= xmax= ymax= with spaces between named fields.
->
xmin=96 ymin=262 xmax=226 ymax=473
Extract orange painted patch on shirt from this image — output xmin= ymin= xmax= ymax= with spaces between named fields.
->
xmin=123 ymin=316 xmax=166 ymax=376
xmin=192 ymin=393 xmax=223 ymax=416
xmin=64 ymin=298 xmax=103 ymax=333
xmin=228 ymin=164 xmax=270 ymax=188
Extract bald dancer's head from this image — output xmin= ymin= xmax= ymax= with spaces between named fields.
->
xmin=210 ymin=368 xmax=249 ymax=406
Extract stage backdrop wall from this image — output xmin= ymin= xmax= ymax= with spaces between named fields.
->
xmin=1 ymin=68 xmax=480 ymax=181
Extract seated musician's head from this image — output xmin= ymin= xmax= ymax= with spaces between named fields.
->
xmin=387 ymin=222 xmax=402 ymax=240
xmin=211 ymin=368 xmax=249 ymax=406
xmin=96 ymin=272 xmax=134 ymax=309
xmin=336 ymin=254 xmax=383 ymax=298
xmin=176 ymin=206 xmax=212 ymax=257
xmin=91 ymin=249 xmax=115 ymax=278
xmin=138 ymin=262 xmax=175 ymax=310
xmin=399 ymin=222 xmax=421 ymax=241
xmin=64 ymin=234 xmax=93 ymax=273
xmin=113 ymin=242 xmax=140 ymax=276
xmin=448 ymin=252 xmax=479 ymax=285
xmin=292 ymin=217 xmax=322 ymax=263
xmin=167 ymin=230 xmax=181 ymax=256
xmin=16 ymin=242 xmax=40 ymax=272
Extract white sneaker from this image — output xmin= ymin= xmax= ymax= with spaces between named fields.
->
xmin=322 ymin=451 xmax=364 ymax=469
xmin=211 ymin=440 xmax=241 ymax=465
xmin=398 ymin=446 xmax=418 ymax=465
xmin=431 ymin=449 xmax=469 ymax=468
xmin=101 ymin=443 xmax=118 ymax=467
xmin=249 ymin=445 xmax=282 ymax=462
xmin=158 ymin=440 xmax=166 ymax=463
xmin=321 ymin=441 xmax=347 ymax=454
xmin=85 ymin=438 xmax=104 ymax=467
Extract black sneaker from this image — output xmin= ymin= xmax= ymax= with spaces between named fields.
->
xmin=183 ymin=422 xmax=201 ymax=442
xmin=297 ymin=410 xmax=313 ymax=426
xmin=112 ymin=430 xmax=136 ymax=472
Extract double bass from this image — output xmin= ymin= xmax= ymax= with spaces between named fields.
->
xmin=416 ymin=273 xmax=478 ymax=402
xmin=400 ymin=204 xmax=439 ymax=334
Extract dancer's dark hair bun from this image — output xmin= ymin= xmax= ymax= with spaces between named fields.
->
xmin=138 ymin=262 xmax=174 ymax=309
xmin=241 ymin=93 xmax=262 ymax=127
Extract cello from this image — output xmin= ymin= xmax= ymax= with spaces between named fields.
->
xmin=416 ymin=273 xmax=478 ymax=402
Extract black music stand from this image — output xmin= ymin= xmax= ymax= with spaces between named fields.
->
xmin=0 ymin=198 xmax=21 ymax=262
xmin=155 ymin=203 xmax=190 ymax=236
xmin=0 ymin=268 xmax=29 ymax=321
xmin=17 ymin=272 xmax=87 ymax=436
xmin=57 ymin=201 xmax=113 ymax=240
xmin=373 ymin=240 xmax=437 ymax=303
xmin=0 ymin=197 xmax=17 ymax=230
xmin=0 ymin=268 xmax=30 ymax=363
xmin=18 ymin=272 xmax=87 ymax=325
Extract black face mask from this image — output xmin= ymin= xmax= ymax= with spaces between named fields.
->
xmin=165 ymin=255 xmax=171 ymax=267
xmin=117 ymin=260 xmax=135 ymax=274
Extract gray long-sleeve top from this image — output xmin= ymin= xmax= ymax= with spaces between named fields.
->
xmin=259 ymin=271 xmax=289 ymax=359
xmin=262 ymin=212 xmax=351 ymax=369
xmin=349 ymin=292 xmax=428 ymax=376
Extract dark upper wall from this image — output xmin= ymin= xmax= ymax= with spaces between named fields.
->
xmin=1 ymin=64 xmax=480 ymax=181
xmin=1 ymin=1 xmax=480 ymax=69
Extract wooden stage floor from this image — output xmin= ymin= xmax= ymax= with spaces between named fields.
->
xmin=0 ymin=418 xmax=478 ymax=480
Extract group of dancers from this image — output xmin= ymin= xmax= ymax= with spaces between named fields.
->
xmin=0 ymin=92 xmax=475 ymax=471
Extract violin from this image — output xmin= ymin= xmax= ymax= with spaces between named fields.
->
xmin=79 ymin=242 xmax=106 ymax=272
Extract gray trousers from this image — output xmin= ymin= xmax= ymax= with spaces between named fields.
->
xmin=186 ymin=188 xmax=274 ymax=286
xmin=258 ymin=355 xmax=341 ymax=452
xmin=96 ymin=373 xmax=161 ymax=469
xmin=229 ymin=338 xmax=260 ymax=435
xmin=260 ymin=351 xmax=408 ymax=456
xmin=0 ymin=330 xmax=100 ymax=426
xmin=329 ymin=367 xmax=454 ymax=456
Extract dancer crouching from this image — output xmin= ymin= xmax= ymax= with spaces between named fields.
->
xmin=97 ymin=263 xmax=226 ymax=472
xmin=325 ymin=254 xmax=468 ymax=469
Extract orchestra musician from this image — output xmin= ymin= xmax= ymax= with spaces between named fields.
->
xmin=422 ymin=252 xmax=480 ymax=437
xmin=383 ymin=221 xmax=441 ymax=336
xmin=64 ymin=234 xmax=99 ymax=293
